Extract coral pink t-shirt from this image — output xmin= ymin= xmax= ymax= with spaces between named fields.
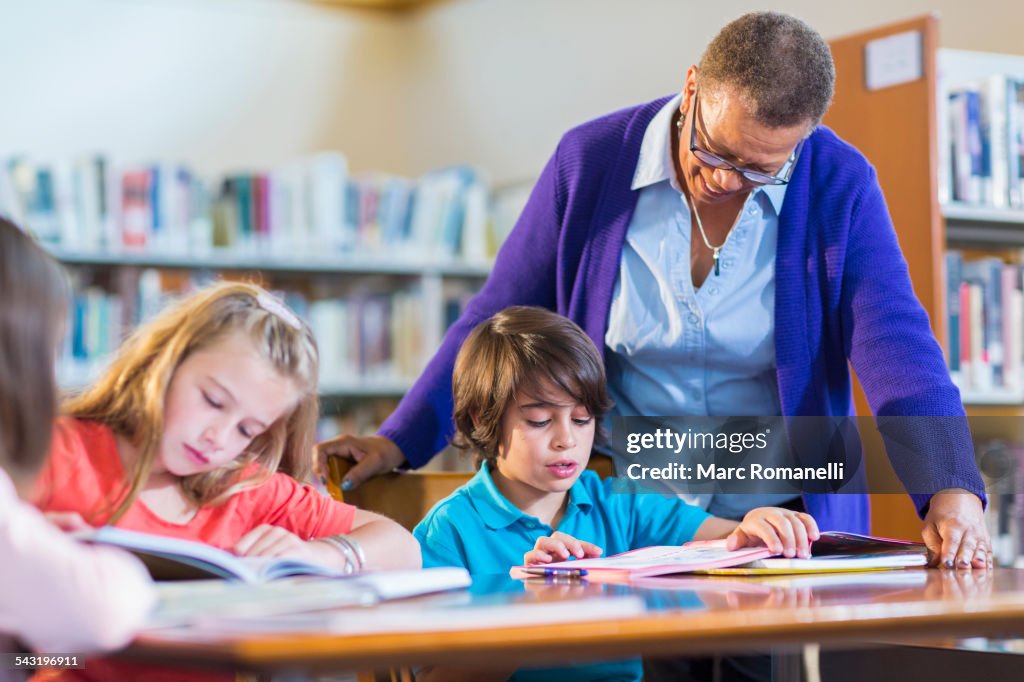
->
xmin=33 ymin=418 xmax=356 ymax=548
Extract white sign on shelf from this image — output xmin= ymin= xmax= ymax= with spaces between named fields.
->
xmin=864 ymin=30 xmax=923 ymax=91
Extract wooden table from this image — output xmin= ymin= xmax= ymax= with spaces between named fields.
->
xmin=123 ymin=569 xmax=1024 ymax=676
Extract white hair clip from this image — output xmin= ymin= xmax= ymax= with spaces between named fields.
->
xmin=256 ymin=292 xmax=302 ymax=330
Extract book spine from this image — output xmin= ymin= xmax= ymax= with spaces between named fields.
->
xmin=986 ymin=74 xmax=1011 ymax=208
xmin=967 ymin=89 xmax=986 ymax=204
xmin=960 ymin=281 xmax=972 ymax=387
xmin=1002 ymin=264 xmax=1019 ymax=391
xmin=1014 ymin=80 xmax=1024 ymax=208
xmin=986 ymin=258 xmax=1004 ymax=386
xmin=946 ymin=251 xmax=962 ymax=376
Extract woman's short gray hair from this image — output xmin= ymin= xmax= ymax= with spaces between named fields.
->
xmin=698 ymin=12 xmax=835 ymax=128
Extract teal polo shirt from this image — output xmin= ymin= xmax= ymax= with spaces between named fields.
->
xmin=414 ymin=465 xmax=712 ymax=682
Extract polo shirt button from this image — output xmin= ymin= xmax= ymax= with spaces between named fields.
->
xmin=709 ymin=287 xmax=719 ymax=296
xmin=688 ymin=314 xmax=699 ymax=324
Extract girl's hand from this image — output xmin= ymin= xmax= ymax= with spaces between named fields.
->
xmin=45 ymin=511 xmax=91 ymax=533
xmin=234 ymin=524 xmax=313 ymax=560
xmin=523 ymin=531 xmax=603 ymax=565
xmin=726 ymin=507 xmax=820 ymax=558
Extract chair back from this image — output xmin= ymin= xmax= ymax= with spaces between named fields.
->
xmin=325 ymin=452 xmax=617 ymax=531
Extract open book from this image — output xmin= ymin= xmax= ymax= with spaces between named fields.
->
xmin=83 ymin=526 xmax=348 ymax=583
xmin=512 ymin=531 xmax=927 ymax=581
xmin=146 ymin=579 xmax=644 ymax=637
xmin=703 ymin=531 xmax=928 ymax=575
xmin=150 ymin=568 xmax=473 ymax=628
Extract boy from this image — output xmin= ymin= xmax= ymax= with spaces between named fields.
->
xmin=413 ymin=306 xmax=818 ymax=681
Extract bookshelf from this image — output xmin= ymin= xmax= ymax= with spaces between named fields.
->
xmin=826 ymin=16 xmax=1024 ymax=542
xmin=52 ymin=255 xmax=487 ymax=452
xmin=48 ymin=245 xmax=488 ymax=405
xmin=47 ymin=248 xmax=492 ymax=278
xmin=0 ymin=154 xmax=494 ymax=445
xmin=51 ymin=262 xmax=485 ymax=396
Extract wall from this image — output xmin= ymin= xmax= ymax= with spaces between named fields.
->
xmin=404 ymin=0 xmax=1024 ymax=184
xmin=0 ymin=0 xmax=410 ymax=176
xmin=3 ymin=0 xmax=1024 ymax=183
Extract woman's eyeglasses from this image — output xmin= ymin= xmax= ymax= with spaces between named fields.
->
xmin=688 ymin=88 xmax=804 ymax=186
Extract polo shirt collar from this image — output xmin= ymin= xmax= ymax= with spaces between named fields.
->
xmin=467 ymin=464 xmax=595 ymax=531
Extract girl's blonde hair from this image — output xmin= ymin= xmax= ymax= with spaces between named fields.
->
xmin=64 ymin=281 xmax=320 ymax=523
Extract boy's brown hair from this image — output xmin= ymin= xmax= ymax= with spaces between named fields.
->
xmin=451 ymin=306 xmax=612 ymax=464
xmin=0 ymin=218 xmax=69 ymax=488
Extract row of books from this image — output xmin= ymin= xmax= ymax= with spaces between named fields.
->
xmin=58 ymin=268 xmax=477 ymax=393
xmin=0 ymin=153 xmax=494 ymax=263
xmin=317 ymin=399 xmax=398 ymax=442
xmin=941 ymin=74 xmax=1024 ymax=208
xmin=308 ymin=291 xmax=427 ymax=384
xmin=945 ymin=251 xmax=1024 ymax=396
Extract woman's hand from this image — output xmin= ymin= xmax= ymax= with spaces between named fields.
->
xmin=726 ymin=507 xmax=820 ymax=558
xmin=315 ymin=434 xmax=406 ymax=492
xmin=922 ymin=490 xmax=991 ymax=569
xmin=523 ymin=531 xmax=603 ymax=565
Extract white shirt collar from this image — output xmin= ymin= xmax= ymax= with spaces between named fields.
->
xmin=631 ymin=94 xmax=787 ymax=216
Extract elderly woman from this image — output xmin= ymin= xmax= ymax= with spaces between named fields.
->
xmin=322 ymin=11 xmax=988 ymax=573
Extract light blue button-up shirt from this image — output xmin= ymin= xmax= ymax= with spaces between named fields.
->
xmin=604 ymin=94 xmax=796 ymax=519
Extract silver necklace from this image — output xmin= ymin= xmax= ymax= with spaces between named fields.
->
xmin=675 ymin=114 xmax=747 ymax=277
xmin=690 ymin=196 xmax=747 ymax=277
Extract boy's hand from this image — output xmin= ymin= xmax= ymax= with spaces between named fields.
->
xmin=726 ymin=507 xmax=820 ymax=558
xmin=524 ymin=532 xmax=603 ymax=565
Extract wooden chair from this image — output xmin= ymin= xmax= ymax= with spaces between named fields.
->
xmin=324 ymin=452 xmax=616 ymax=531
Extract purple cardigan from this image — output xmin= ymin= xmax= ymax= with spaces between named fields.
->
xmin=381 ymin=97 xmax=985 ymax=533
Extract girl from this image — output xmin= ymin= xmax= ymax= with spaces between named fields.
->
xmin=0 ymin=217 xmax=155 ymax=657
xmin=34 ymin=281 xmax=420 ymax=572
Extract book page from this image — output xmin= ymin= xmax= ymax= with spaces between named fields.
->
xmin=538 ymin=541 xmax=773 ymax=576
xmin=84 ymin=526 xmax=340 ymax=583
xmin=84 ymin=526 xmax=258 ymax=582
